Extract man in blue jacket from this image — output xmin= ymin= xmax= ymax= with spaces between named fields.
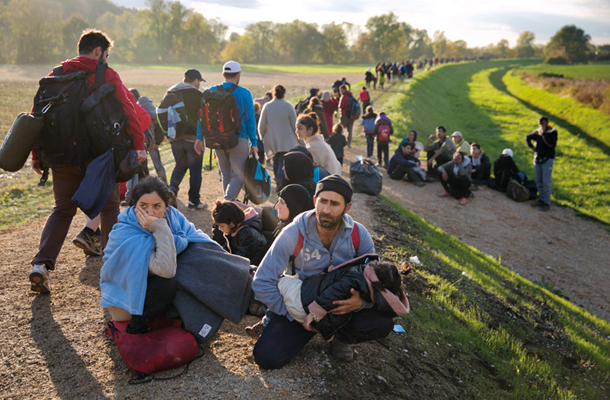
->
xmin=526 ymin=116 xmax=557 ymax=212
xmin=252 ymin=175 xmax=394 ymax=369
xmin=194 ymin=61 xmax=257 ymax=200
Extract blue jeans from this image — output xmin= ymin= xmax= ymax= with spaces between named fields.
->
xmin=366 ymin=136 xmax=375 ymax=158
xmin=253 ymin=309 xmax=393 ymax=370
xmin=535 ymin=158 xmax=554 ymax=206
xmin=149 ymin=147 xmax=167 ymax=185
xmin=169 ymin=140 xmax=203 ymax=205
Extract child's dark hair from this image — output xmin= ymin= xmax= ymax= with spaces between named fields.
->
xmin=332 ymin=123 xmax=344 ymax=136
xmin=370 ymin=260 xmax=406 ymax=318
xmin=211 ymin=200 xmax=245 ymax=228
xmin=308 ymin=96 xmax=321 ymax=109
xmin=130 ymin=176 xmax=170 ymax=207
xmin=297 ymin=112 xmax=320 ymax=135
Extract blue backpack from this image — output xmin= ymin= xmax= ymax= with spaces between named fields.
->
xmin=243 ymin=154 xmax=271 ymax=205
xmin=346 ymin=96 xmax=361 ymax=119
xmin=362 ymin=118 xmax=376 ymax=136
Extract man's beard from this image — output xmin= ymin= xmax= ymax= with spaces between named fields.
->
xmin=317 ymin=211 xmax=343 ymax=230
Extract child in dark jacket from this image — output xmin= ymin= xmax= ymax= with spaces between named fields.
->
xmin=211 ymin=200 xmax=267 ymax=266
xmin=327 ymin=123 xmax=347 ymax=164
xmin=278 ymin=257 xmax=410 ymax=341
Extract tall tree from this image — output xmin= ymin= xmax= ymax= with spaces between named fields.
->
xmin=365 ymin=13 xmax=407 ymax=61
xmin=141 ymin=0 xmax=169 ymax=61
xmin=275 ymin=20 xmax=323 ymax=64
xmin=516 ymin=31 xmax=536 ymax=58
xmin=496 ymin=39 xmax=511 ymax=58
xmin=245 ymin=21 xmax=275 ymax=63
xmin=320 ymin=22 xmax=348 ymax=64
xmin=545 ymin=25 xmax=591 ymax=63
xmin=61 ymin=14 xmax=90 ymax=58
xmin=9 ymin=0 xmax=62 ymax=63
xmin=432 ymin=31 xmax=448 ymax=58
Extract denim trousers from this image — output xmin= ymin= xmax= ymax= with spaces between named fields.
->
xmin=535 ymin=158 xmax=554 ymax=205
xmin=169 ymin=139 xmax=203 ymax=205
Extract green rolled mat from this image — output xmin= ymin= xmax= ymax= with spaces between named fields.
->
xmin=0 ymin=112 xmax=43 ymax=172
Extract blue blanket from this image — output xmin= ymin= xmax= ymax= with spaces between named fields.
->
xmin=100 ymin=206 xmax=218 ymax=315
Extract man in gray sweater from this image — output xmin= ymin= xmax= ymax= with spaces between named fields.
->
xmin=252 ymin=175 xmax=394 ymax=369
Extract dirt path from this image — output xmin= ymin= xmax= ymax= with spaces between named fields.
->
xmin=344 ymin=146 xmax=610 ymax=322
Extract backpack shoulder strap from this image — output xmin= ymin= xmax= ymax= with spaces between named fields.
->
xmin=288 ymin=230 xmax=304 ymax=275
xmin=93 ymin=63 xmax=107 ymax=90
xmin=351 ymin=223 xmax=360 ymax=253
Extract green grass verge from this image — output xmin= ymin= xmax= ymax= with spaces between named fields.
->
xmin=374 ymin=60 xmax=610 ymax=225
xmin=518 ymin=61 xmax=610 ymax=80
xmin=381 ymin=195 xmax=610 ymax=399
xmin=504 ymin=69 xmax=610 ymax=148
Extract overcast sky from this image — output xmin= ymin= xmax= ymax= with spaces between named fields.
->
xmin=114 ymin=0 xmax=610 ymax=47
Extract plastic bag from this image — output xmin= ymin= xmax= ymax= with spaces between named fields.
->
xmin=349 ymin=158 xmax=383 ymax=196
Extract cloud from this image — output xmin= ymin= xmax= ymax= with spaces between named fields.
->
xmin=192 ymin=0 xmax=262 ymax=9
xmin=471 ymin=11 xmax=610 ymax=43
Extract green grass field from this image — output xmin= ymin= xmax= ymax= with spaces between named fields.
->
xmin=376 ymin=60 xmax=610 ymax=225
xmin=517 ymin=61 xmax=610 ymax=80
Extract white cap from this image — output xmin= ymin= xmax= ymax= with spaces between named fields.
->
xmin=502 ymin=148 xmax=513 ymax=157
xmin=223 ymin=60 xmax=241 ymax=73
xmin=451 ymin=131 xmax=462 ymax=138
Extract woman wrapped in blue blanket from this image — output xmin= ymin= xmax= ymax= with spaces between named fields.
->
xmin=99 ymin=176 xmax=218 ymax=334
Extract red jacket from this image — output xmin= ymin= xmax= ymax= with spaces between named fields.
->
xmin=33 ymin=56 xmax=144 ymax=161
xmin=339 ymin=91 xmax=354 ymax=117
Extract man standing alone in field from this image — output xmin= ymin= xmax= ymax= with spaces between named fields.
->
xmin=526 ymin=116 xmax=557 ymax=212
xmin=29 ymin=30 xmax=145 ymax=294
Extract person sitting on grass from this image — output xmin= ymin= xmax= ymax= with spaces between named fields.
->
xmin=100 ymin=176 xmax=217 ymax=334
xmin=438 ymin=151 xmax=472 ymax=205
xmin=327 ymin=123 xmax=348 ymax=165
xmin=387 ymin=141 xmax=425 ymax=186
xmin=424 ymin=126 xmax=456 ymax=179
xmin=469 ymin=142 xmax=491 ymax=190
xmin=451 ymin=131 xmax=470 ymax=154
xmin=489 ymin=148 xmax=521 ymax=192
xmin=211 ymin=200 xmax=268 ymax=266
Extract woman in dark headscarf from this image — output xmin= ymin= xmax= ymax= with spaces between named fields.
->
xmin=273 ymin=184 xmax=314 ymax=238
xmin=278 ymin=151 xmax=316 ymax=196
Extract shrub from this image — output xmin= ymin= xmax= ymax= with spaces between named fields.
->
xmin=545 ymin=56 xmax=568 ymax=65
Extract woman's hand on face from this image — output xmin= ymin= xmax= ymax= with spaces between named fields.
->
xmin=135 ymin=206 xmax=158 ymax=231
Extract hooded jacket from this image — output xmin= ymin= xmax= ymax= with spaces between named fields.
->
xmin=161 ymin=82 xmax=203 ymax=141
xmin=339 ymin=90 xmax=354 ymax=117
xmin=224 ymin=207 xmax=267 ymax=266
xmin=438 ymin=155 xmax=472 ymax=178
xmin=387 ymin=148 xmax=418 ymax=175
xmin=32 ymin=56 xmax=145 ymax=162
xmin=252 ymin=209 xmax=375 ymax=319
xmin=525 ymin=125 xmax=557 ymax=160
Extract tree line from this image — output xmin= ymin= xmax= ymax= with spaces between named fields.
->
xmin=0 ymin=0 xmax=607 ymax=65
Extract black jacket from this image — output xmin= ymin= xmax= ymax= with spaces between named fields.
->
xmin=224 ymin=213 xmax=267 ymax=266
xmin=493 ymin=155 xmax=520 ymax=192
xmin=300 ymin=258 xmax=375 ymax=340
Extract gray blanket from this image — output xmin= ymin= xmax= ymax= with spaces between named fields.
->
xmin=173 ymin=242 xmax=253 ymax=342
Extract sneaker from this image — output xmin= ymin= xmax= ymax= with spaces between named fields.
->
xmin=531 ymin=200 xmax=544 ymax=207
xmin=459 ymin=197 xmax=467 ymax=205
xmin=539 ymin=204 xmax=550 ymax=212
xmin=187 ymin=201 xmax=208 ymax=211
xmin=168 ymin=190 xmax=178 ymax=208
xmin=330 ymin=339 xmax=354 ymax=362
xmin=120 ymin=200 xmax=129 ymax=207
xmin=471 ymin=184 xmax=479 ymax=191
xmin=30 ymin=263 xmax=51 ymax=294
xmin=73 ymin=229 xmax=102 ymax=256
xmin=245 ymin=321 xmax=265 ymax=339
xmin=414 ymin=180 xmax=425 ymax=187
xmin=438 ymin=190 xmax=450 ymax=198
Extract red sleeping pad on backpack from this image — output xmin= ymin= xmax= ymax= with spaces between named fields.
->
xmin=105 ymin=318 xmax=198 ymax=377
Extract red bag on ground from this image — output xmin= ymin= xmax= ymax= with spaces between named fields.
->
xmin=105 ymin=318 xmax=198 ymax=377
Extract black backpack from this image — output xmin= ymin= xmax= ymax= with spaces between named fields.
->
xmin=506 ymin=179 xmax=530 ymax=202
xmin=78 ymin=68 xmax=138 ymax=182
xmin=243 ymin=154 xmax=271 ymax=205
xmin=199 ymin=84 xmax=240 ymax=150
xmin=294 ymin=97 xmax=310 ymax=115
xmin=33 ymin=66 xmax=93 ymax=167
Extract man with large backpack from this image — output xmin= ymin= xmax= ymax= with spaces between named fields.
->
xmin=194 ymin=61 xmax=258 ymax=201
xmin=339 ymin=85 xmax=360 ymax=148
xmin=29 ymin=29 xmax=146 ymax=294
xmin=157 ymin=69 xmax=207 ymax=211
